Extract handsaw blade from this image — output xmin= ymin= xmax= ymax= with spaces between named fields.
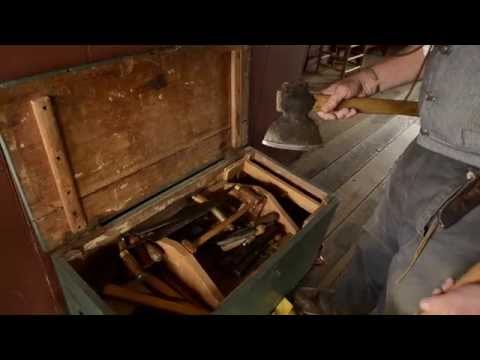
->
xmin=134 ymin=200 xmax=222 ymax=238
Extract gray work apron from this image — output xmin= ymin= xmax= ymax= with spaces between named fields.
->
xmin=332 ymin=45 xmax=480 ymax=314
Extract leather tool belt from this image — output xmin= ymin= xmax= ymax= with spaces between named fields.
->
xmin=439 ymin=175 xmax=480 ymax=229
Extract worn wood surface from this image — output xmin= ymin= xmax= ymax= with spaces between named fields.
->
xmin=251 ymin=150 xmax=328 ymax=202
xmin=302 ymin=181 xmax=386 ymax=289
xmin=293 ymin=106 xmax=420 ymax=292
xmin=30 ymin=96 xmax=87 ymax=233
xmin=297 ymin=121 xmax=419 ymax=293
xmin=323 ymin=123 xmax=419 ymax=235
xmin=230 ymin=49 xmax=246 ymax=149
xmin=70 ymin=157 xmax=234 ymax=256
xmin=0 ymin=47 xmax=246 ymax=251
xmin=251 ymin=185 xmax=299 ymax=235
xmin=243 ymin=159 xmax=322 ymax=214
xmin=312 ymin=118 xmax=418 ymax=192
xmin=290 ymin=115 xmax=391 ymax=179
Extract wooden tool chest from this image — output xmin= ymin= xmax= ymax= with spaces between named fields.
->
xmin=0 ymin=46 xmax=337 ymax=315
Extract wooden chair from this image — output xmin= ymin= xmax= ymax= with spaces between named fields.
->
xmin=303 ymin=45 xmax=370 ymax=79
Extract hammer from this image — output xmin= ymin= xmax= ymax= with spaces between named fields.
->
xmin=262 ymin=81 xmax=419 ymax=151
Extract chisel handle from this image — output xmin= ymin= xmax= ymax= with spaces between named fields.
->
xmin=313 ymin=94 xmax=419 ymax=117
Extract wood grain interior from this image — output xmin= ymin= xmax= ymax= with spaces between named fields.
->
xmin=0 ymin=46 xmax=247 ymax=251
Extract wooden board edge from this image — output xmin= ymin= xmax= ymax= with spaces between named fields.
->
xmin=30 ymin=96 xmax=87 ymax=233
xmin=57 ymin=157 xmax=237 ymax=258
xmin=242 ymin=159 xmax=321 ymax=214
xmin=241 ymin=46 xmax=251 ymax=147
xmin=230 ymin=46 xmax=250 ymax=149
xmin=249 ymin=148 xmax=330 ymax=203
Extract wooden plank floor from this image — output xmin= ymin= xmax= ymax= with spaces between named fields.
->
xmin=289 ymin=79 xmax=421 ymax=290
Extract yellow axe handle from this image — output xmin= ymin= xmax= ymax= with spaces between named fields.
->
xmin=313 ymin=94 xmax=419 ymax=117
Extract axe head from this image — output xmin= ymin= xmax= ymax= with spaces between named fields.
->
xmin=262 ymin=81 xmax=323 ymax=151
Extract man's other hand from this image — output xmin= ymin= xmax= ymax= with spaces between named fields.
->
xmin=419 ymin=279 xmax=480 ymax=315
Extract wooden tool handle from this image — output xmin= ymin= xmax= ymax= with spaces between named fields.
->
xmin=192 ymin=194 xmax=227 ymax=222
xmin=156 ymin=238 xmax=224 ymax=309
xmin=313 ymin=94 xmax=419 ymax=117
xmin=141 ymin=274 xmax=185 ymax=300
xmin=145 ymin=242 xmax=164 ymax=263
xmin=192 ymin=193 xmax=234 ymax=232
xmin=103 ymin=284 xmax=208 ymax=315
xmin=451 ymin=263 xmax=480 ymax=290
xmin=119 ymin=249 xmax=183 ymax=300
xmin=191 ymin=203 xmax=251 ymax=250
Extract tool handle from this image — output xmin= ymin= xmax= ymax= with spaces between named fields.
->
xmin=192 ymin=193 xmax=234 ymax=231
xmin=119 ymin=248 xmax=183 ymax=300
xmin=313 ymin=94 xmax=419 ymax=117
xmin=191 ymin=203 xmax=251 ymax=251
xmin=192 ymin=194 xmax=227 ymax=222
xmin=141 ymin=273 xmax=185 ymax=300
xmin=451 ymin=263 xmax=480 ymax=290
xmin=103 ymin=284 xmax=208 ymax=315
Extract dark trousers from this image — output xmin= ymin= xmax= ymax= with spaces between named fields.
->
xmin=333 ymin=139 xmax=480 ymax=314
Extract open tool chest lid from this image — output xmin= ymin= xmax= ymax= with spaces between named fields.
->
xmin=0 ymin=46 xmax=250 ymax=252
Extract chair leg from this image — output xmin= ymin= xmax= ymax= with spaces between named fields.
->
xmin=303 ymin=45 xmax=313 ymax=73
xmin=340 ymin=46 xmax=352 ymax=79
xmin=315 ymin=45 xmax=323 ymax=73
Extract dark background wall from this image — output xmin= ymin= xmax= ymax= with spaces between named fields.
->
xmin=249 ymin=45 xmax=308 ymax=164
xmin=0 ymin=45 xmax=308 ymax=313
xmin=0 ymin=46 xmax=160 ymax=82
xmin=0 ymin=151 xmax=66 ymax=313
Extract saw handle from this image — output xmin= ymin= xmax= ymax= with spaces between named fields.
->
xmin=313 ymin=94 xmax=419 ymax=117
